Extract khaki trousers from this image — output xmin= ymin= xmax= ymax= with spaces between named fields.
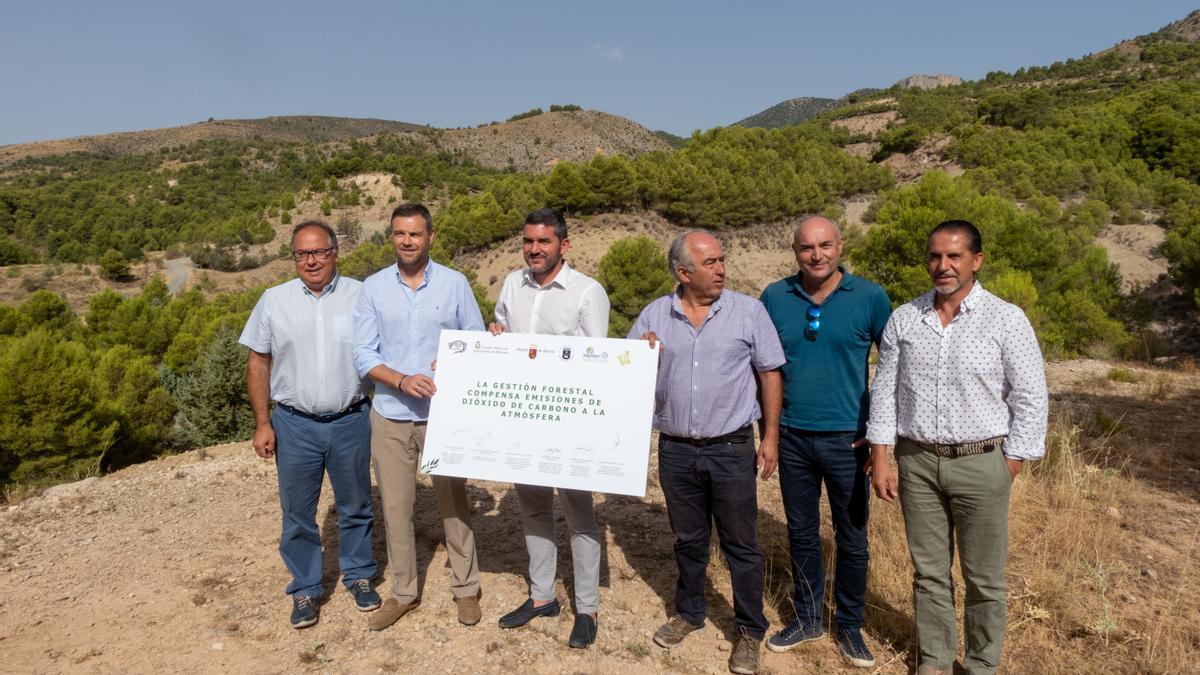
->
xmin=897 ymin=437 xmax=1012 ymax=675
xmin=370 ymin=409 xmax=480 ymax=603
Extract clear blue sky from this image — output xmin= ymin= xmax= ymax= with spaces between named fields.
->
xmin=1 ymin=1 xmax=1196 ymax=146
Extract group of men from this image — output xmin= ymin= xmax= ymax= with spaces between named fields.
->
xmin=240 ymin=202 xmax=1047 ymax=675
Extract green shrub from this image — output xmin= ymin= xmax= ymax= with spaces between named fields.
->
xmin=99 ymin=249 xmax=130 ymax=280
xmin=597 ymin=236 xmax=674 ymax=338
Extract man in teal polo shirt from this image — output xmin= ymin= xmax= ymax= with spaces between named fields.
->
xmin=759 ymin=215 xmax=891 ymax=667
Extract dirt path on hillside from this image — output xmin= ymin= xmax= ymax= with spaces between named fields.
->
xmin=164 ymin=257 xmax=192 ymax=294
xmin=1 ymin=361 xmax=1197 ymax=674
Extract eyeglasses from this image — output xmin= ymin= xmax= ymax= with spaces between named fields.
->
xmin=292 ymin=247 xmax=336 ymax=262
xmin=805 ymin=304 xmax=821 ymax=337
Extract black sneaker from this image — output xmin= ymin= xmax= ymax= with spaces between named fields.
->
xmin=836 ymin=629 xmax=876 ymax=668
xmin=765 ymin=620 xmax=824 ymax=653
xmin=347 ymin=579 xmax=381 ymax=612
xmin=290 ymin=595 xmax=319 ymax=629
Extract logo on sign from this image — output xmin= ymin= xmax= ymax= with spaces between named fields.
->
xmin=561 ymin=346 xmax=572 ymax=360
xmin=528 ymin=344 xmax=538 ymax=359
xmin=617 ymin=350 xmax=632 ymax=366
xmin=448 ymin=340 xmax=466 ymax=354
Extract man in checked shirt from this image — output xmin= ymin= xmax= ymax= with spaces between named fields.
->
xmin=630 ymin=230 xmax=785 ymax=675
xmin=867 ymin=220 xmax=1048 ymax=675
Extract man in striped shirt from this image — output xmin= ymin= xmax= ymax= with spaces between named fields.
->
xmin=867 ymin=220 xmax=1048 ymax=675
xmin=630 ymin=230 xmax=785 ymax=675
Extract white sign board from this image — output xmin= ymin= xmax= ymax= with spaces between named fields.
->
xmin=422 ymin=330 xmax=658 ymax=497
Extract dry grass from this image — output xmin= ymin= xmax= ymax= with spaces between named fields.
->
xmin=755 ymin=408 xmax=1198 ymax=672
xmin=1106 ymin=366 xmax=1143 ymax=383
xmin=1142 ymin=372 xmax=1175 ymax=400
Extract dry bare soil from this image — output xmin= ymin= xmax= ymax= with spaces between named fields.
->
xmin=1 ymin=361 xmax=1197 ymax=674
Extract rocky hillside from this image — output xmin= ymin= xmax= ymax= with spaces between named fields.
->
xmin=0 ymin=116 xmax=427 ymax=166
xmin=735 ymin=96 xmax=841 ymax=129
xmin=1160 ymin=9 xmax=1200 ymax=41
xmin=0 ymin=110 xmax=670 ymax=174
xmin=890 ymin=73 xmax=962 ymax=89
xmin=424 ymin=110 xmax=671 ymax=173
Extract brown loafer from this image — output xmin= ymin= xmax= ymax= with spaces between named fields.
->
xmin=455 ymin=595 xmax=482 ymax=626
xmin=368 ymin=598 xmax=419 ymax=631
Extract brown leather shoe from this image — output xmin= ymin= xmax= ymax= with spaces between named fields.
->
xmin=368 ymin=598 xmax=419 ymax=631
xmin=455 ymin=595 xmax=482 ymax=626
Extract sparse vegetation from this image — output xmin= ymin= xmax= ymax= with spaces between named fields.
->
xmin=1107 ymin=366 xmax=1143 ymax=383
xmin=506 ymin=107 xmax=545 ymax=122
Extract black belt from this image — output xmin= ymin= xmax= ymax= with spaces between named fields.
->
xmin=276 ymin=398 xmax=369 ymax=423
xmin=907 ymin=435 xmax=1005 ymax=458
xmin=662 ymin=425 xmax=753 ymax=447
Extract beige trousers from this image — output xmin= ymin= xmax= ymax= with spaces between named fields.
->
xmin=370 ymin=409 xmax=480 ymax=603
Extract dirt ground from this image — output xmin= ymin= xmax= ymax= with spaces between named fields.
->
xmin=1095 ymin=223 xmax=1169 ymax=293
xmin=1 ymin=360 xmax=1197 ymax=674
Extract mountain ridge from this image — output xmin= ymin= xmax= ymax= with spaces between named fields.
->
xmin=0 ymin=110 xmax=671 ymax=173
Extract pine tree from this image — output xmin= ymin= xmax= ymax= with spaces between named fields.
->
xmin=597 ymin=237 xmax=674 ymax=338
xmin=171 ymin=323 xmax=254 ymax=447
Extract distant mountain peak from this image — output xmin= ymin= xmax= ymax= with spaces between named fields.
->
xmin=735 ymin=96 xmax=841 ymax=129
xmin=891 ymin=74 xmax=962 ymax=90
xmin=1157 ymin=9 xmax=1200 ymax=42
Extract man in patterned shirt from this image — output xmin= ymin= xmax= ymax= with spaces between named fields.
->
xmin=630 ymin=230 xmax=785 ymax=675
xmin=866 ymin=220 xmax=1048 ymax=675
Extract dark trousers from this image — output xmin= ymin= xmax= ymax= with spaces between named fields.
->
xmin=778 ymin=427 xmax=870 ymax=632
xmin=658 ymin=429 xmax=769 ymax=639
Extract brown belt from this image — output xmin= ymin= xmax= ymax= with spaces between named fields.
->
xmin=908 ymin=435 xmax=1005 ymax=458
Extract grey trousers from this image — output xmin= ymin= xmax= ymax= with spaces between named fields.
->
xmin=897 ymin=437 xmax=1013 ymax=675
xmin=515 ymin=484 xmax=601 ymax=614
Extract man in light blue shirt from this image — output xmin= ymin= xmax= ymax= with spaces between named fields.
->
xmin=353 ymin=203 xmax=486 ymax=630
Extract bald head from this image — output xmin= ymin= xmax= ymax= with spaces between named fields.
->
xmin=793 ymin=215 xmax=842 ymax=243
xmin=792 ymin=215 xmax=844 ymax=288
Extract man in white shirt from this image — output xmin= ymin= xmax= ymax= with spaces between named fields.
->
xmin=239 ymin=220 xmax=378 ymax=629
xmin=488 ymin=208 xmax=611 ymax=649
xmin=866 ymin=220 xmax=1048 ymax=675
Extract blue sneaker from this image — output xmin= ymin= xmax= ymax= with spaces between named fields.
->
xmin=290 ymin=595 xmax=319 ymax=629
xmin=836 ymin=629 xmax=876 ymax=668
xmin=347 ymin=579 xmax=382 ymax=612
xmin=765 ymin=620 xmax=824 ymax=653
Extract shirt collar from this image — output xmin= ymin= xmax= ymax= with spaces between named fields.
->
xmin=301 ymin=273 xmax=340 ymax=298
xmin=394 ymin=260 xmax=434 ymax=290
xmin=960 ymin=280 xmax=986 ymax=312
xmin=670 ymin=286 xmax=725 ymax=320
xmin=522 ymin=261 xmax=573 ymax=290
xmin=915 ymin=280 xmax=986 ymax=315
